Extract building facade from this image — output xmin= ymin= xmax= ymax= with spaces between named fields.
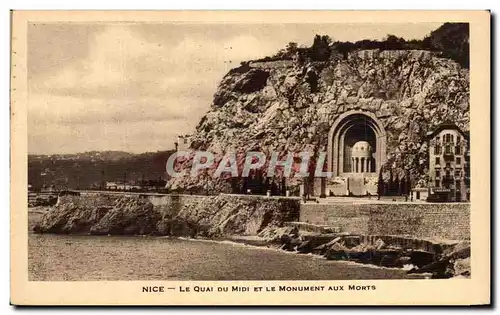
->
xmin=175 ymin=134 xmax=192 ymax=152
xmin=427 ymin=123 xmax=470 ymax=202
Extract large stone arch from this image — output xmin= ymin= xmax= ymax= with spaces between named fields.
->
xmin=327 ymin=110 xmax=387 ymax=177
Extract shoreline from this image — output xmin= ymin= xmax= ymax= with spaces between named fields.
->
xmin=27 ymin=211 xmax=424 ymax=278
xmin=28 ymin=193 xmax=471 ymax=280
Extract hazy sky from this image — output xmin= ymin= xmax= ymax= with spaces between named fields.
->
xmin=28 ymin=22 xmax=442 ymax=154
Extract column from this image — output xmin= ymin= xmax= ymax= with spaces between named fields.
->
xmin=367 ymin=159 xmax=371 ymax=173
xmin=351 ymin=158 xmax=355 ymax=173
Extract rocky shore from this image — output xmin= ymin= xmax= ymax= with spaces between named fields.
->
xmin=252 ymin=225 xmax=471 ymax=279
xmin=32 ymin=193 xmax=470 ymax=279
xmin=32 ymin=193 xmax=300 ymax=237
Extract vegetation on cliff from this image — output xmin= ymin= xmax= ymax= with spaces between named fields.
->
xmin=256 ymin=23 xmax=469 ymax=68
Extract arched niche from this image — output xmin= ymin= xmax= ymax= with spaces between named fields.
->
xmin=327 ymin=110 xmax=387 ymax=177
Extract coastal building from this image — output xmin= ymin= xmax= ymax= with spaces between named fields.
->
xmin=175 ymin=134 xmax=192 ymax=152
xmin=426 ymin=123 xmax=470 ymax=202
xmin=411 ymin=187 xmax=429 ymax=201
xmin=106 ymin=181 xmax=142 ymax=191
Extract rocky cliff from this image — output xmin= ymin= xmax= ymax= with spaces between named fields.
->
xmin=168 ymin=48 xmax=469 ymax=192
xmin=33 ymin=194 xmax=300 ymax=237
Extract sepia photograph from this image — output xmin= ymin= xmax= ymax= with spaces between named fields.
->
xmin=11 ymin=10 xmax=490 ymax=305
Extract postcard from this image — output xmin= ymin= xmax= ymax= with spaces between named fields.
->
xmin=11 ymin=10 xmax=490 ymax=306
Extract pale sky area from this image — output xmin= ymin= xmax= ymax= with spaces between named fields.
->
xmin=28 ymin=22 xmax=443 ymax=154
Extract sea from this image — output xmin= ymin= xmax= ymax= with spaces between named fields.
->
xmin=28 ymin=213 xmax=409 ymax=281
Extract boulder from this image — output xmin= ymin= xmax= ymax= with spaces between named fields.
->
xmin=408 ymin=250 xmax=437 ymax=268
xmin=374 ymin=238 xmax=386 ymax=250
xmin=313 ymin=236 xmax=342 ymax=254
xmin=453 ymin=257 xmax=471 ymax=278
xmin=324 ymin=243 xmax=349 ymax=260
xmin=445 ymin=241 xmax=471 ymax=260
xmin=297 ymin=240 xmax=312 ymax=253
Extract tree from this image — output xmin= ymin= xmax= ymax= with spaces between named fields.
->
xmin=241 ymin=176 xmax=248 ymax=194
xmin=321 ymin=35 xmax=332 ymax=46
xmin=377 ymin=168 xmax=385 ymax=199
xmin=406 ymin=170 xmax=412 ymax=196
xmin=384 ymin=34 xmax=406 ymax=50
xmin=428 ymin=23 xmax=469 ymax=68
xmin=388 ymin=169 xmax=394 ymax=196
xmin=271 ymin=179 xmax=279 ymax=196
xmin=231 ymin=177 xmax=239 ymax=194
xmin=394 ymin=172 xmax=400 ymax=196
xmin=400 ymin=176 xmax=407 ymax=197
xmin=281 ymin=177 xmax=287 ymax=196
xmin=310 ymin=34 xmax=332 ymax=61
xmin=285 ymin=42 xmax=298 ymax=56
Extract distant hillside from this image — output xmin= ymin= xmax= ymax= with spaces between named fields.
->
xmin=28 ymin=150 xmax=175 ymax=190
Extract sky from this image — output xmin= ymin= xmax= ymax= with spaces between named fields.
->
xmin=27 ymin=22 xmax=443 ymax=154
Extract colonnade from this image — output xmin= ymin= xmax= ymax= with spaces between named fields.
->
xmin=351 ymin=157 xmax=372 ymax=173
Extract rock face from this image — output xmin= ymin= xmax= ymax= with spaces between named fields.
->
xmin=160 ymin=195 xmax=301 ymax=237
xmin=33 ymin=195 xmax=115 ymax=234
xmin=168 ymin=49 xmax=469 ymax=192
xmin=33 ymin=194 xmax=300 ymax=237
xmin=89 ymin=197 xmax=161 ymax=235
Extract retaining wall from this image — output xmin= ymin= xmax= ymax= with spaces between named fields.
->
xmin=300 ymin=202 xmax=470 ymax=240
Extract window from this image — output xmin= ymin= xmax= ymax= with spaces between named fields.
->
xmin=444 ymin=133 xmax=455 ymax=143
xmin=455 ymin=170 xmax=461 ymax=178
xmin=456 ymin=157 xmax=461 ymax=164
xmin=183 ymin=138 xmax=188 ymax=144
xmin=435 ymin=145 xmax=441 ymax=154
xmin=445 ymin=145 xmax=452 ymax=155
xmin=446 ymin=163 xmax=451 ymax=169
xmin=435 ymin=157 xmax=441 ymax=164
xmin=455 ymin=145 xmax=461 ymax=155
xmin=435 ymin=170 xmax=441 ymax=177
xmin=435 ymin=180 xmax=440 ymax=188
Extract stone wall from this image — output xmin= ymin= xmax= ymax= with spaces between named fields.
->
xmin=300 ymin=202 xmax=470 ymax=240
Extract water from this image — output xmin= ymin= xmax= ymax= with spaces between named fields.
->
xmin=28 ymin=213 xmax=409 ymax=281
